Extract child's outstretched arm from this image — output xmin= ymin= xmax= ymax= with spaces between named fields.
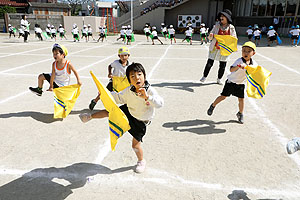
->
xmin=48 ymin=62 xmax=56 ymax=91
xmin=138 ymin=88 xmax=164 ymax=108
xmin=69 ymin=63 xmax=82 ymax=86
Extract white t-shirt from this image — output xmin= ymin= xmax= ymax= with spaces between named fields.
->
xmin=21 ymin=19 xmax=29 ymax=32
xmin=144 ymin=27 xmax=150 ymax=33
xmin=72 ymin=27 xmax=79 ymax=34
xmin=59 ymin=27 xmax=64 ymax=33
xmin=82 ymin=28 xmax=88 ymax=34
xmin=254 ymin=30 xmax=261 ymax=37
xmin=290 ymin=29 xmax=300 ymax=36
xmin=200 ymin=27 xmax=206 ymax=34
xmin=227 ymin=57 xmax=258 ymax=84
xmin=161 ymin=27 xmax=167 ymax=32
xmin=126 ymin=29 xmax=132 ymax=35
xmin=35 ymin=27 xmax=42 ymax=33
xmin=88 ymin=27 xmax=92 ymax=33
xmin=185 ymin=29 xmax=193 ymax=36
xmin=110 ymin=60 xmax=130 ymax=77
xmin=99 ymin=28 xmax=105 ymax=34
xmin=51 ymin=28 xmax=56 ymax=34
xmin=46 ymin=28 xmax=50 ymax=33
xmin=111 ymin=86 xmax=164 ymax=121
xmin=168 ymin=28 xmax=175 ymax=35
xmin=267 ymin=30 xmax=276 ymax=37
xmin=246 ymin=29 xmax=253 ymax=35
xmin=152 ymin=30 xmax=158 ymax=37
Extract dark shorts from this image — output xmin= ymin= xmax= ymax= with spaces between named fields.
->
xmin=255 ymin=36 xmax=260 ymax=40
xmin=201 ymin=33 xmax=207 ymax=38
xmin=127 ymin=35 xmax=132 ymax=40
xmin=43 ymin=73 xmax=59 ymax=88
xmin=185 ymin=36 xmax=192 ymax=40
xmin=82 ymin=33 xmax=87 ymax=37
xmin=120 ymin=35 xmax=125 ymax=38
xmin=145 ymin=32 xmax=151 ymax=36
xmin=152 ymin=36 xmax=158 ymax=39
xmin=60 ymin=32 xmax=64 ymax=37
xmin=169 ymin=34 xmax=175 ymax=38
xmin=120 ymin=104 xmax=147 ymax=142
xmin=248 ymin=34 xmax=253 ymax=39
xmin=47 ymin=32 xmax=51 ymax=37
xmin=269 ymin=36 xmax=276 ymax=41
xmin=106 ymin=79 xmax=113 ymax=92
xmin=163 ymin=31 xmax=168 ymax=35
xmin=99 ymin=33 xmax=105 ymax=37
xmin=73 ymin=34 xmax=79 ymax=39
xmin=88 ymin=33 xmax=92 ymax=36
xmin=52 ymin=33 xmax=56 ymax=37
xmin=292 ymin=35 xmax=299 ymax=40
xmin=220 ymin=80 xmax=245 ymax=98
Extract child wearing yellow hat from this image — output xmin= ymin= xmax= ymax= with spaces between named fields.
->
xmin=89 ymin=47 xmax=131 ymax=110
xmin=206 ymin=41 xmax=257 ymax=124
xmin=29 ymin=44 xmax=82 ymax=96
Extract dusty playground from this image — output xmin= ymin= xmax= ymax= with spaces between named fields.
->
xmin=0 ymin=33 xmax=300 ymax=199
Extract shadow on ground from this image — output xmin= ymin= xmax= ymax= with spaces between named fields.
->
xmin=163 ymin=119 xmax=238 ymax=135
xmin=0 ymin=162 xmax=134 ymax=200
xmin=0 ymin=109 xmax=90 ymax=124
xmin=227 ymin=190 xmax=283 ymax=200
xmin=152 ymin=82 xmax=217 ymax=92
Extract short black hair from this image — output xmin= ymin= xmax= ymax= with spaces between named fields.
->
xmin=52 ymin=46 xmax=65 ymax=57
xmin=126 ymin=63 xmax=146 ymax=83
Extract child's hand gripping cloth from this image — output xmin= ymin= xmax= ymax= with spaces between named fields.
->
xmin=112 ymin=76 xmax=130 ymax=93
xmin=214 ymin=35 xmax=238 ymax=56
xmin=53 ymin=84 xmax=81 ymax=118
xmin=245 ymin=65 xmax=272 ymax=99
xmin=90 ymin=71 xmax=131 ymax=151
xmin=277 ymin=35 xmax=282 ymax=45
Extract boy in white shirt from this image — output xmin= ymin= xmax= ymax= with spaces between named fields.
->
xmin=289 ymin=25 xmax=300 ymax=47
xmin=50 ymin=25 xmax=57 ymax=41
xmin=81 ymin=24 xmax=88 ymax=42
xmin=161 ymin=23 xmax=168 ymax=40
xmin=267 ymin=26 xmax=278 ymax=46
xmin=117 ymin=26 xmax=126 ymax=42
xmin=143 ymin=24 xmax=151 ymax=42
xmin=97 ymin=26 xmax=106 ymax=42
xmin=207 ymin=41 xmax=258 ymax=124
xmin=34 ymin=24 xmax=43 ymax=41
xmin=80 ymin=63 xmax=164 ymax=173
xmin=8 ymin=24 xmax=15 ymax=38
xmin=87 ymin=24 xmax=94 ymax=41
xmin=182 ymin=26 xmax=193 ymax=45
xmin=45 ymin=24 xmax=51 ymax=38
xmin=126 ymin=25 xmax=133 ymax=45
xmin=168 ymin=24 xmax=176 ymax=44
xmin=72 ymin=24 xmax=79 ymax=42
xmin=58 ymin=24 xmax=67 ymax=40
xmin=151 ymin=26 xmax=163 ymax=45
xmin=200 ymin=23 xmax=207 ymax=45
xmin=253 ymin=26 xmax=261 ymax=46
xmin=246 ymin=25 xmax=253 ymax=41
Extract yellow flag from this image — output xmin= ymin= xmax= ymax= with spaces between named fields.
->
xmin=214 ymin=35 xmax=238 ymax=56
xmin=90 ymin=71 xmax=130 ymax=151
xmin=246 ymin=65 xmax=272 ymax=99
xmin=53 ymin=84 xmax=81 ymax=118
xmin=112 ymin=76 xmax=130 ymax=92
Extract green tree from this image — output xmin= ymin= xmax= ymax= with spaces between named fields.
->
xmin=0 ymin=6 xmax=16 ymax=18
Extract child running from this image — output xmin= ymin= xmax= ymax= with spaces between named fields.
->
xmin=289 ymin=25 xmax=300 ymax=47
xmin=8 ymin=24 xmax=15 ymax=38
xmin=82 ymin=25 xmax=88 ymax=42
xmin=50 ymin=25 xmax=57 ymax=41
xmin=58 ymin=24 xmax=67 ymax=40
xmin=253 ymin=26 xmax=261 ymax=46
xmin=161 ymin=23 xmax=168 ymax=40
xmin=200 ymin=9 xmax=237 ymax=85
xmin=97 ymin=26 xmax=105 ymax=42
xmin=80 ymin=63 xmax=164 ymax=173
xmin=29 ymin=44 xmax=82 ymax=96
xmin=151 ymin=26 xmax=163 ymax=45
xmin=87 ymin=24 xmax=95 ymax=41
xmin=72 ymin=24 xmax=79 ymax=42
xmin=34 ymin=24 xmax=43 ymax=41
xmin=267 ymin=26 xmax=278 ymax=46
xmin=182 ymin=26 xmax=193 ymax=45
xmin=89 ymin=47 xmax=131 ymax=110
xmin=168 ymin=24 xmax=176 ymax=44
xmin=143 ymin=24 xmax=151 ymax=42
xmin=117 ymin=26 xmax=126 ymax=42
xmin=126 ymin=25 xmax=133 ymax=45
xmin=46 ymin=24 xmax=51 ymax=39
xmin=206 ymin=41 xmax=258 ymax=124
xmin=246 ymin=25 xmax=253 ymax=41
xmin=200 ymin=23 xmax=208 ymax=45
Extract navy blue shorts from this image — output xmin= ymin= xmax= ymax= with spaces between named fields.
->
xmin=221 ymin=80 xmax=245 ymax=98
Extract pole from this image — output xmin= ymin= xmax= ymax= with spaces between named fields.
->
xmin=131 ymin=0 xmax=133 ymax=30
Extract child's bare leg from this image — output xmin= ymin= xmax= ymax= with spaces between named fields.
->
xmin=91 ymin=109 xmax=109 ymax=118
xmin=174 ymin=38 xmax=176 ymax=43
xmin=38 ymin=74 xmax=46 ymax=88
xmin=212 ymin=95 xmax=226 ymax=107
xmin=238 ymin=98 xmax=244 ymax=113
xmin=94 ymin=94 xmax=100 ymax=102
xmin=132 ymin=138 xmax=143 ymax=161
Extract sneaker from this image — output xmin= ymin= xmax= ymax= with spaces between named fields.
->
xmin=79 ymin=113 xmax=92 ymax=123
xmin=236 ymin=112 xmax=244 ymax=124
xmin=89 ymin=99 xmax=97 ymax=110
xmin=29 ymin=87 xmax=42 ymax=96
xmin=135 ymin=159 xmax=146 ymax=173
xmin=207 ymin=104 xmax=215 ymax=116
xmin=217 ymin=78 xmax=223 ymax=85
xmin=287 ymin=138 xmax=300 ymax=154
xmin=200 ymin=76 xmax=206 ymax=82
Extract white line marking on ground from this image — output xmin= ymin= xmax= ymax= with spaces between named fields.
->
xmin=0 ymin=46 xmax=52 ymax=59
xmin=0 ymin=91 xmax=30 ymax=104
xmin=148 ymin=45 xmax=172 ymax=78
xmin=256 ymin=52 xmax=300 ymax=75
xmin=247 ymin=98 xmax=300 ymax=168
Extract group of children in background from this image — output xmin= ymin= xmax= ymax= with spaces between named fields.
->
xmin=246 ymin=24 xmax=300 ymax=47
xmin=117 ymin=25 xmax=134 ymax=45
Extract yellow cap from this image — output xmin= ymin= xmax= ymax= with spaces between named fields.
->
xmin=53 ymin=43 xmax=68 ymax=57
xmin=242 ymin=41 xmax=256 ymax=51
xmin=118 ymin=47 xmax=130 ymax=55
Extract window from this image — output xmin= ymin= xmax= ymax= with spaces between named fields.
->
xmin=266 ymin=0 xmax=276 ymax=16
xmin=258 ymin=0 xmax=267 ymax=16
xmin=275 ymin=0 xmax=286 ymax=16
xmin=286 ymin=0 xmax=297 ymax=16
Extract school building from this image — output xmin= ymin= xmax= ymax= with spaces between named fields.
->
xmin=116 ymin=0 xmax=300 ymax=35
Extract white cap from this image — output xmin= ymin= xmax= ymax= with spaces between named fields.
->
xmin=161 ymin=23 xmax=165 ymax=25
xmin=201 ymin=23 xmax=205 ymax=26
xmin=59 ymin=24 xmax=62 ymax=26
xmin=170 ymin=25 xmax=173 ymax=28
xmin=152 ymin=26 xmax=156 ymax=29
xmin=127 ymin=25 xmax=131 ymax=28
xmin=8 ymin=24 xmax=11 ymax=26
xmin=88 ymin=24 xmax=91 ymax=27
xmin=83 ymin=25 xmax=87 ymax=27
xmin=47 ymin=24 xmax=50 ymax=27
xmin=51 ymin=25 xmax=54 ymax=28
xmin=103 ymin=25 xmax=106 ymax=28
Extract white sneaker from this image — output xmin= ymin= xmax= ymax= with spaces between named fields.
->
xmin=200 ymin=77 xmax=206 ymax=82
xmin=79 ymin=113 xmax=92 ymax=123
xmin=135 ymin=159 xmax=146 ymax=173
xmin=287 ymin=138 xmax=300 ymax=154
xmin=217 ymin=78 xmax=223 ymax=85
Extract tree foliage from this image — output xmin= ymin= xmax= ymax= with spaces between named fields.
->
xmin=60 ymin=0 xmax=92 ymax=16
xmin=0 ymin=6 xmax=16 ymax=18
